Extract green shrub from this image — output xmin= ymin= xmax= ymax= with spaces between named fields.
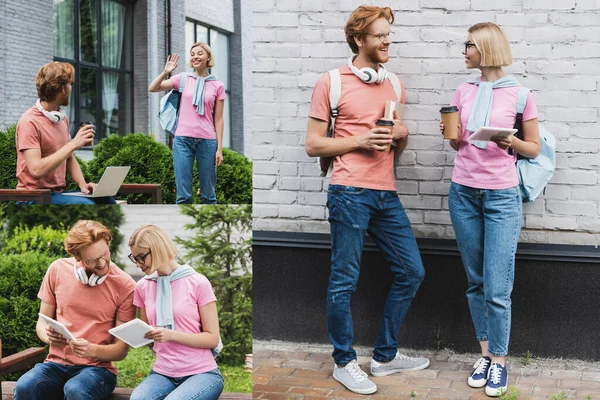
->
xmin=1 ymin=225 xmax=69 ymax=258
xmin=4 ymin=205 xmax=125 ymax=256
xmin=0 ymin=125 xmax=17 ymax=189
xmin=88 ymin=133 xmax=177 ymax=204
xmin=0 ymin=253 xmax=54 ymax=357
xmin=215 ymin=148 xmax=252 ymax=205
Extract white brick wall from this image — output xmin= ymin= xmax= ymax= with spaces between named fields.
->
xmin=252 ymin=0 xmax=600 ymax=245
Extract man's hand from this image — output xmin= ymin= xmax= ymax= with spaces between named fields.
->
xmin=79 ymin=182 xmax=96 ymax=194
xmin=69 ymin=338 xmax=97 ymax=359
xmin=46 ymin=327 xmax=68 ymax=348
xmin=215 ymin=149 xmax=223 ymax=167
xmin=144 ymin=327 xmax=174 ymax=343
xmin=72 ymin=125 xmax=95 ymax=149
xmin=391 ymin=119 xmax=409 ymax=140
xmin=490 ymin=134 xmax=513 ymax=150
xmin=355 ymin=127 xmax=393 ymax=151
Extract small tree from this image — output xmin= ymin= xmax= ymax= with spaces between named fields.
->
xmin=175 ymin=205 xmax=252 ymax=366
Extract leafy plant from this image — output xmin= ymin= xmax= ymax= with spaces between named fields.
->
xmin=521 ymin=350 xmax=532 ymax=366
xmin=410 ymin=390 xmax=417 ymax=398
xmin=1 ymin=225 xmax=69 ymax=258
xmin=551 ymin=391 xmax=569 ymax=400
xmin=500 ymin=386 xmax=520 ymax=400
xmin=176 ymin=205 xmax=252 ymax=365
xmin=3 ymin=205 xmax=125 ymax=256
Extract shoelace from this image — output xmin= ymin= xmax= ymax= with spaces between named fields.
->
xmin=472 ymin=357 xmax=490 ymax=375
xmin=395 ymin=353 xmax=412 ymax=361
xmin=489 ymin=364 xmax=502 ymax=384
xmin=346 ymin=362 xmax=368 ymax=383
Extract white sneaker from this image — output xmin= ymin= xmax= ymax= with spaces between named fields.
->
xmin=370 ymin=351 xmax=430 ymax=377
xmin=333 ymin=360 xmax=377 ymax=395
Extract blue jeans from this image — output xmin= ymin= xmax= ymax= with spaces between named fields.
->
xmin=172 ymin=136 xmax=217 ymax=204
xmin=13 ymin=361 xmax=116 ymax=400
xmin=326 ymin=185 xmax=425 ymax=366
xmin=50 ymin=191 xmax=117 ymax=205
xmin=448 ymin=182 xmax=522 ymax=357
xmin=130 ymin=369 xmax=224 ymax=400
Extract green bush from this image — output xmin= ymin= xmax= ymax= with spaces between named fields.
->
xmin=4 ymin=205 xmax=125 ymax=256
xmin=88 ymin=133 xmax=177 ymax=204
xmin=215 ymin=149 xmax=252 ymax=205
xmin=0 ymin=125 xmax=17 ymax=189
xmin=1 ymin=225 xmax=69 ymax=258
xmin=0 ymin=253 xmax=54 ymax=357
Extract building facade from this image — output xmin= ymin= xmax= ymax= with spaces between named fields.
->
xmin=0 ymin=0 xmax=252 ymax=158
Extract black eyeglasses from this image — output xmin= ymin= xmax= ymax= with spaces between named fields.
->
xmin=128 ymin=250 xmax=151 ymax=265
xmin=464 ymin=41 xmax=477 ymax=52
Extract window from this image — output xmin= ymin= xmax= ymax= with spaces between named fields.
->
xmin=185 ymin=20 xmax=231 ymax=148
xmin=53 ymin=0 xmax=133 ymax=143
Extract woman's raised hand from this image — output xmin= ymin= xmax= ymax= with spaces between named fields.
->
xmin=164 ymin=54 xmax=179 ymax=74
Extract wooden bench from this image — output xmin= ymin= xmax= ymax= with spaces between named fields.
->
xmin=0 ymin=340 xmax=250 ymax=399
xmin=0 ymin=184 xmax=163 ymax=204
xmin=1 ymin=382 xmax=251 ymax=399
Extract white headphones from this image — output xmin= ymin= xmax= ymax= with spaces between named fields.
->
xmin=36 ymin=99 xmax=66 ymax=123
xmin=73 ymin=259 xmax=109 ymax=287
xmin=347 ymin=55 xmax=388 ymax=84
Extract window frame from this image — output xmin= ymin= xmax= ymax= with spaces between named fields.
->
xmin=53 ymin=0 xmax=134 ymax=142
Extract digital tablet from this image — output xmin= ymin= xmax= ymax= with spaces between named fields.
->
xmin=38 ymin=313 xmax=75 ymax=340
xmin=468 ymin=126 xmax=518 ymax=142
xmin=108 ymin=318 xmax=154 ymax=348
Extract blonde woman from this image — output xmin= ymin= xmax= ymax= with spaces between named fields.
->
xmin=128 ymin=225 xmax=223 ymax=400
xmin=149 ymin=43 xmax=225 ymax=204
xmin=440 ymin=22 xmax=540 ymax=397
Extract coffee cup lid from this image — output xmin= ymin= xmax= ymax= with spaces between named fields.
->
xmin=440 ymin=106 xmax=459 ymax=113
xmin=375 ymin=119 xmax=394 ymax=126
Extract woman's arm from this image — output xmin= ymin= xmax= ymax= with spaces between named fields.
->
xmin=148 ymin=55 xmax=178 ymax=92
xmin=214 ymin=99 xmax=225 ymax=166
xmin=492 ymin=118 xmax=540 ymax=158
xmin=144 ymin=301 xmax=220 ymax=349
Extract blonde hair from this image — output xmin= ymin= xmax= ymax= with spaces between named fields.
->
xmin=190 ymin=42 xmax=215 ymax=68
xmin=345 ymin=6 xmax=394 ymax=54
xmin=36 ymin=62 xmax=75 ymax=102
xmin=468 ymin=22 xmax=513 ymax=67
xmin=128 ymin=225 xmax=177 ymax=270
xmin=64 ymin=220 xmax=112 ymax=260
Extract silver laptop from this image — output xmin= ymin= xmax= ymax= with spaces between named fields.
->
xmin=63 ymin=166 xmax=131 ymax=198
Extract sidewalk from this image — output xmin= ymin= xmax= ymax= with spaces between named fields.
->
xmin=253 ymin=340 xmax=600 ymax=399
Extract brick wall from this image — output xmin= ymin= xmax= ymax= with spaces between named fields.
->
xmin=0 ymin=0 xmax=53 ymax=131
xmin=252 ymin=0 xmax=600 ymax=245
xmin=185 ymin=0 xmax=235 ymax=32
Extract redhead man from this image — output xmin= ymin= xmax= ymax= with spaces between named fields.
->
xmin=14 ymin=220 xmax=136 ymax=400
xmin=15 ymin=62 xmax=115 ymax=204
xmin=305 ymin=5 xmax=429 ymax=395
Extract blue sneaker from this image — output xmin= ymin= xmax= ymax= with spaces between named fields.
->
xmin=485 ymin=363 xmax=508 ymax=397
xmin=467 ymin=356 xmax=491 ymax=388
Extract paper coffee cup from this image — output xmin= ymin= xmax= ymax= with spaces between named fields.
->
xmin=440 ymin=106 xmax=459 ymax=139
xmin=375 ymin=119 xmax=394 ymax=152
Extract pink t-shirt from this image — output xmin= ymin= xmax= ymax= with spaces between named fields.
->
xmin=16 ymin=106 xmax=70 ymax=191
xmin=309 ymin=66 xmax=406 ymax=191
xmin=171 ymin=73 xmax=225 ymax=139
xmin=133 ymin=270 xmax=218 ymax=378
xmin=450 ymin=82 xmax=538 ymax=189
xmin=38 ymin=258 xmax=136 ymax=375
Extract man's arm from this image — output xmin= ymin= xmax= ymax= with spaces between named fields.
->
xmin=22 ymin=125 xmax=94 ymax=179
xmin=305 ymin=117 xmax=393 ymax=157
xmin=69 ymin=320 xmax=130 ymax=362
xmin=66 ymin=155 xmax=94 ymax=193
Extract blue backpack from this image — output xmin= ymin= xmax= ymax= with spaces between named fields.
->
xmin=158 ymin=73 xmax=188 ymax=136
xmin=513 ymin=87 xmax=556 ymax=202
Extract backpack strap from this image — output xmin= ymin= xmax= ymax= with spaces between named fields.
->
xmin=387 ymin=72 xmax=402 ymax=102
xmin=326 ymin=68 xmax=342 ymax=139
xmin=178 ymin=72 xmax=188 ymax=93
xmin=510 ymin=86 xmax=530 ymax=156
